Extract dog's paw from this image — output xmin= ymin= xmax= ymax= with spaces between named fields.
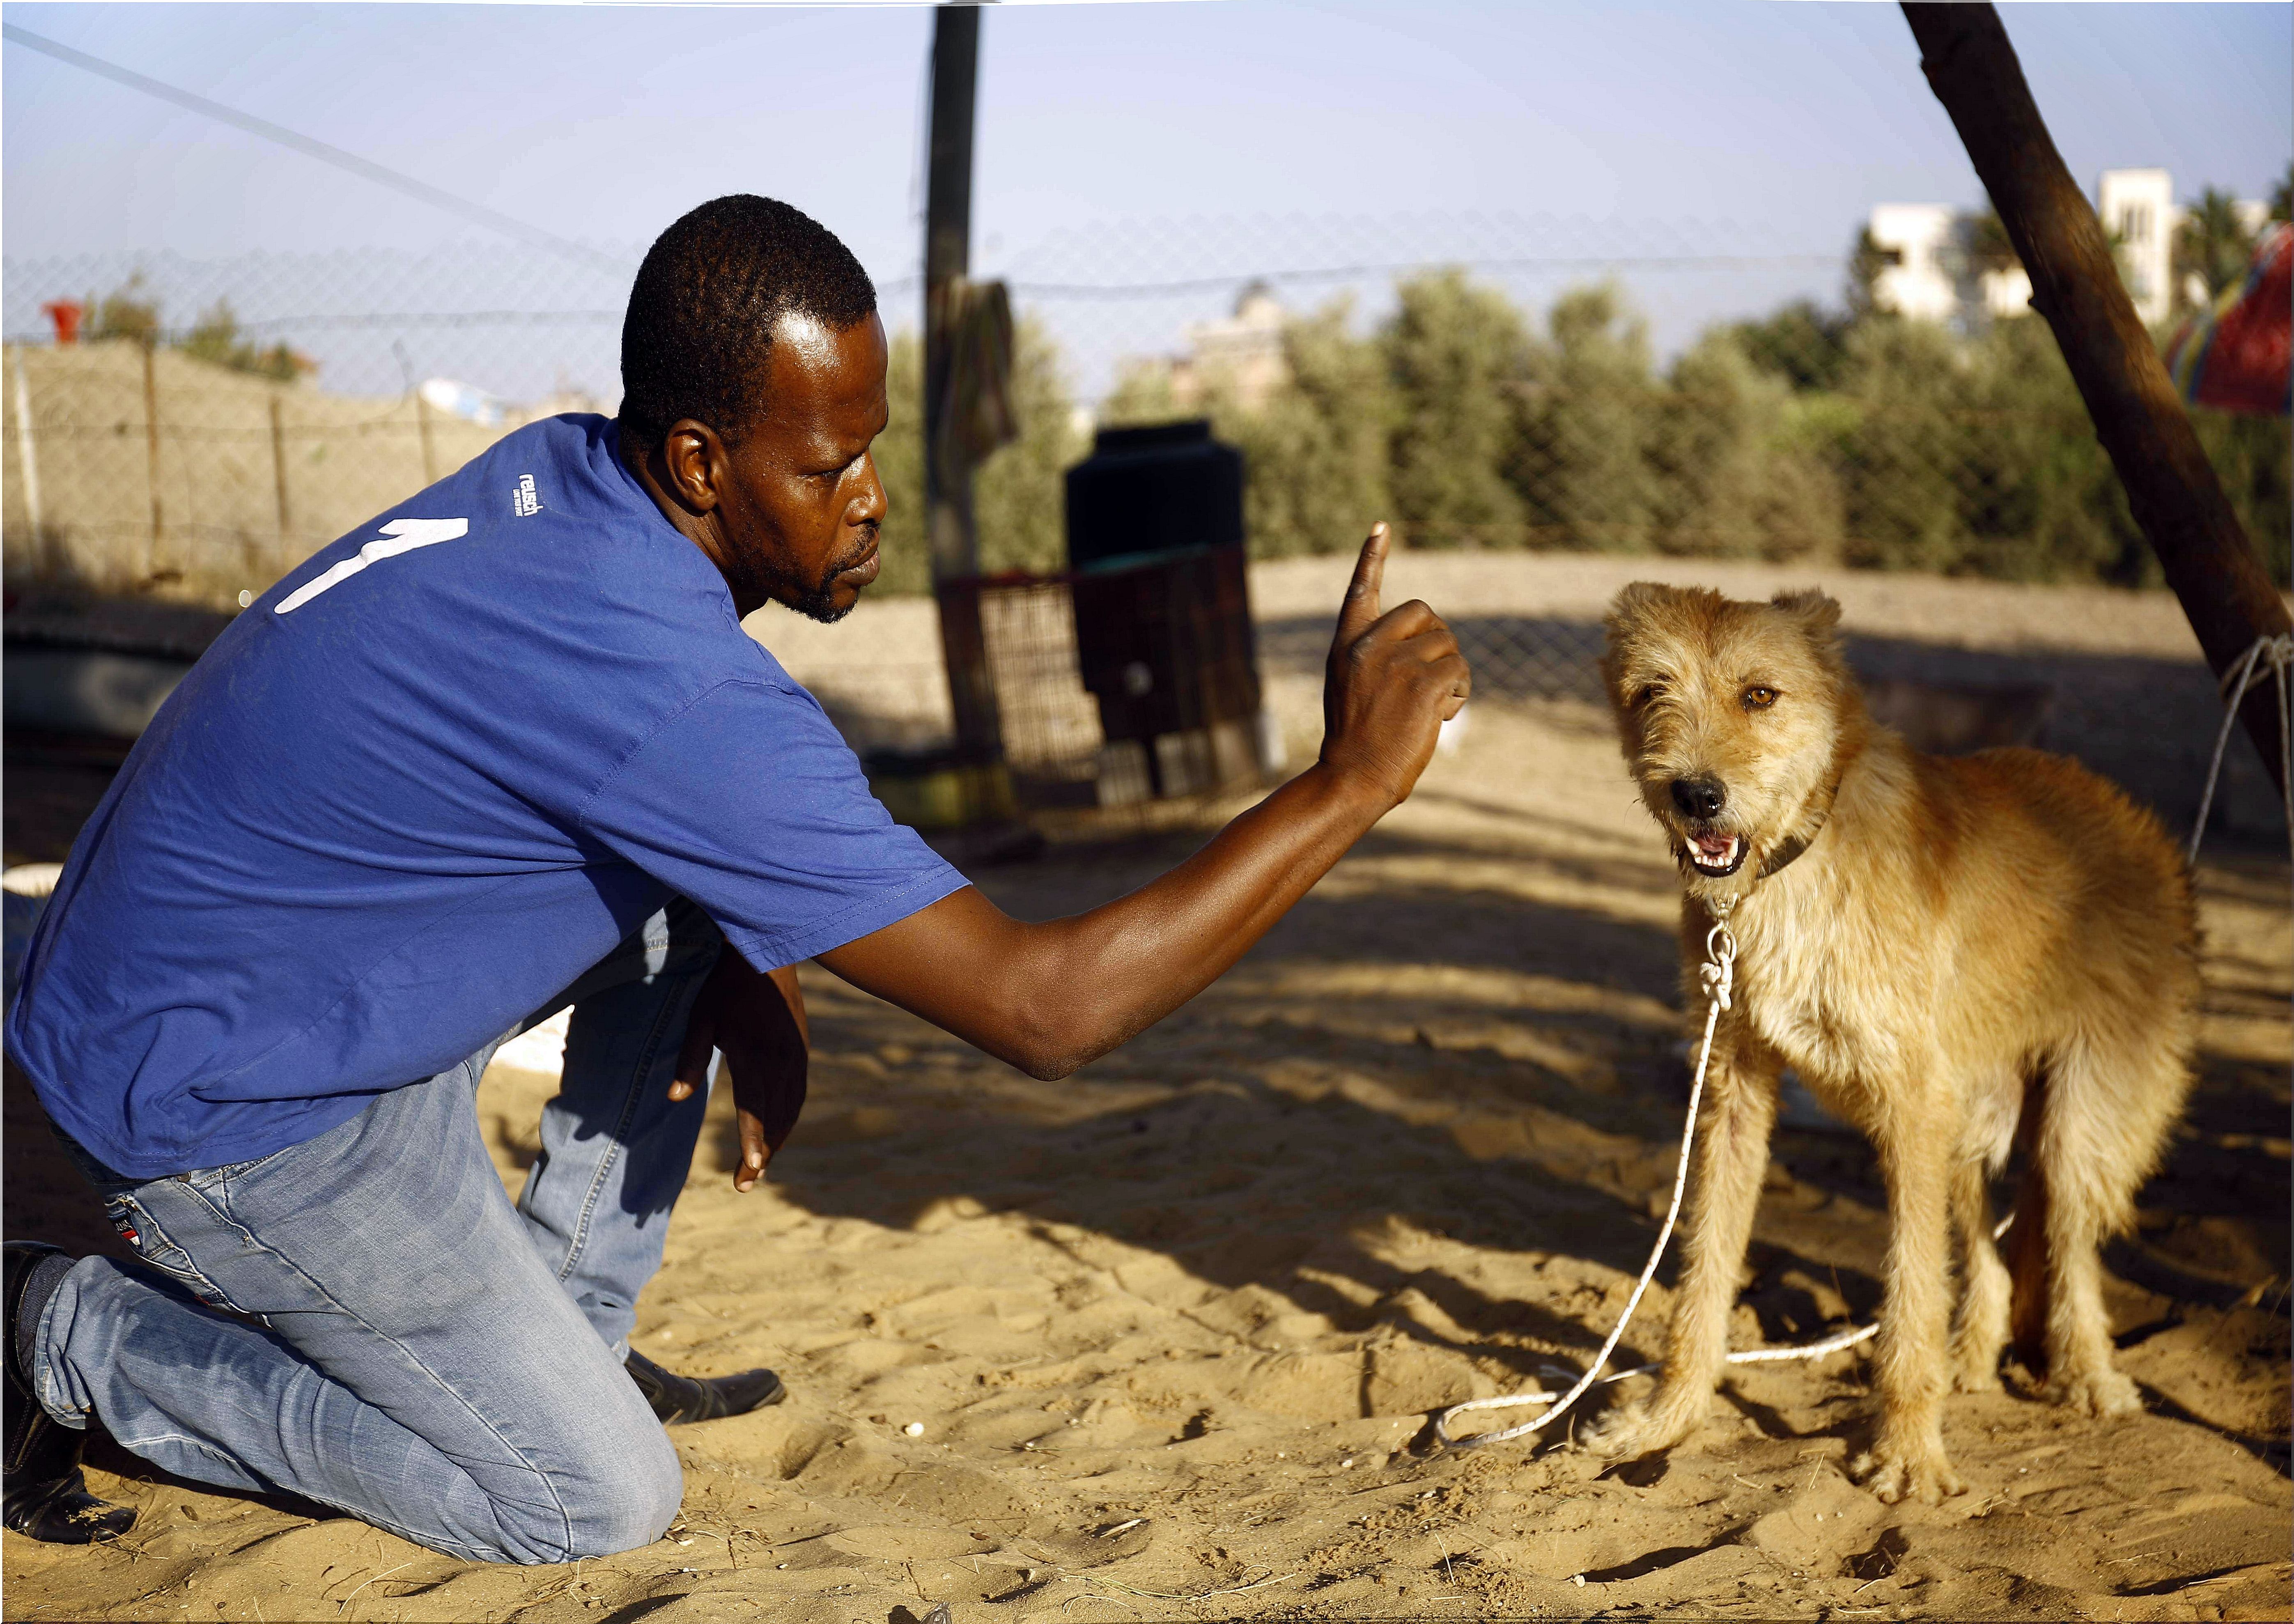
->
xmin=1580 ymin=1398 xmax=1696 ymax=1461
xmin=1851 ymin=1444 xmax=1966 ymax=1506
xmin=2044 ymin=1365 xmax=2143 ymax=1419
xmin=1949 ymin=1348 xmax=2003 ymax=1395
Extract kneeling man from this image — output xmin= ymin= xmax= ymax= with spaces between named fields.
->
xmin=4 ymin=195 xmax=1467 ymax=1561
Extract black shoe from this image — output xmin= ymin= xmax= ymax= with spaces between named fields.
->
xmin=625 ymin=1348 xmax=785 ymax=1425
xmin=4 ymin=1243 xmax=134 ymax=1544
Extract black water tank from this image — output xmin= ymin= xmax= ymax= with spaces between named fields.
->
xmin=1063 ymin=420 xmax=1244 ymax=572
xmin=1063 ymin=421 xmax=1261 ymax=786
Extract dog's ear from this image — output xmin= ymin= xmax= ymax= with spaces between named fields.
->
xmin=1605 ymin=581 xmax=1675 ymax=641
xmin=1601 ymin=583 xmax=1677 ymax=710
xmin=1770 ymin=588 xmax=1842 ymax=637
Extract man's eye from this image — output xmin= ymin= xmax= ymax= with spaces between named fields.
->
xmin=1743 ymin=686 xmax=1779 ymax=710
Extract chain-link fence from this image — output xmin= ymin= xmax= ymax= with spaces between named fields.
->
xmin=943 ymin=211 xmax=2283 ymax=712
xmin=5 ymin=212 xmax=2287 ymax=740
xmin=2 ymin=245 xmax=632 ymax=604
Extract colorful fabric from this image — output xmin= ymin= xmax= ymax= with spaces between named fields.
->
xmin=2165 ymin=223 xmax=2291 ymax=417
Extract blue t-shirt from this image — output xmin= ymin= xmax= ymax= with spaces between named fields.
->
xmin=8 ymin=414 xmax=965 ymax=1181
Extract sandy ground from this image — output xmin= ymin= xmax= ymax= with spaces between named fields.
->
xmin=5 ymin=558 xmax=2289 ymax=1622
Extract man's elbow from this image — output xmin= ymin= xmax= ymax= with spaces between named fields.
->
xmin=1013 ymin=1046 xmax=1080 ymax=1083
xmin=1002 ymin=1026 xmax=1088 ymax=1082
xmin=996 ymin=996 xmax=1111 ymax=1082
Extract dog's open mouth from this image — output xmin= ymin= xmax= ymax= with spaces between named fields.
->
xmin=1682 ymin=829 xmax=1747 ymax=877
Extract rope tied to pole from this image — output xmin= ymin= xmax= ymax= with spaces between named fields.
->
xmin=2189 ymin=632 xmax=2294 ymax=872
xmin=2188 ymin=631 xmax=2294 ymax=1097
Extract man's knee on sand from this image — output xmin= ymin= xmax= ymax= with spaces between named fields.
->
xmin=507 ymin=1421 xmax=684 ymax=1564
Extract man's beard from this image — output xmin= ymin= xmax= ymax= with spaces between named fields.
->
xmin=780 ymin=527 xmax=877 ymax=625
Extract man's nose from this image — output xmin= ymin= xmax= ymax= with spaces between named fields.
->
xmin=852 ymin=452 xmax=888 ymax=524
xmin=1669 ymin=776 xmax=1726 ymax=819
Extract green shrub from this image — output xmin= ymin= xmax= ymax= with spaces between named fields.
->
xmin=870 ymin=271 xmax=2289 ymax=594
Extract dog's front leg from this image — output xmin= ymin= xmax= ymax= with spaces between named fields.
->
xmin=1585 ymin=1023 xmax=1780 ymax=1460
xmin=1853 ymin=1088 xmax=1967 ymax=1505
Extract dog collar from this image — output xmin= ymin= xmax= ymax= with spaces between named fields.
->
xmin=1756 ymin=775 xmax=1844 ymax=880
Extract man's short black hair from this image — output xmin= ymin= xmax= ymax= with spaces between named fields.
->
xmin=618 ymin=195 xmax=877 ymax=445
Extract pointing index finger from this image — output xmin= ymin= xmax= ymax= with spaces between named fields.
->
xmin=1336 ymin=523 xmax=1390 ymax=643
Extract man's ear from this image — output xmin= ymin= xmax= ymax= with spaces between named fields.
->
xmin=658 ymin=420 xmax=726 ymax=514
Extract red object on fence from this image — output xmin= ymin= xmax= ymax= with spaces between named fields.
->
xmin=2165 ymin=224 xmax=2291 ymax=417
xmin=41 ymin=301 xmax=82 ymax=345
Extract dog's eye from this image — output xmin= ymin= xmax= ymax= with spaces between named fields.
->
xmin=1635 ymin=681 xmax=1667 ymax=707
xmin=1742 ymin=686 xmax=1778 ymax=710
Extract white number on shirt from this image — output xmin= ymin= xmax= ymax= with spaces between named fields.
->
xmin=275 ymin=518 xmax=470 ymax=615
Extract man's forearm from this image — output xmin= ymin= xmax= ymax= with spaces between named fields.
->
xmin=821 ymin=760 xmax=1390 ymax=1079
xmin=821 ymin=523 xmax=1467 ymax=1081
xmin=1006 ymin=759 xmax=1391 ymax=1074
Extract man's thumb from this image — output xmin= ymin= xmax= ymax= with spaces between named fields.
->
xmin=671 ymin=1013 xmax=713 ymax=1100
xmin=1336 ymin=523 xmax=1389 ymax=643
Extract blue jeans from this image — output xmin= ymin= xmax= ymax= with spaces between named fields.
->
xmin=27 ymin=902 xmax=724 ymax=1563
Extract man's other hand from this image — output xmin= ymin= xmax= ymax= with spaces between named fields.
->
xmin=669 ymin=954 xmax=809 ymax=1192
xmin=1320 ymin=523 xmax=1470 ymax=809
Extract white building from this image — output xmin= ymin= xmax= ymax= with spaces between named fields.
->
xmin=1167 ymin=283 xmax=1289 ymax=411
xmin=1869 ymin=168 xmax=2264 ymax=331
xmin=1865 ymin=201 xmax=2032 ymax=328
xmin=2097 ymin=168 xmax=2174 ymax=325
xmin=1866 ymin=203 xmax=1961 ymax=324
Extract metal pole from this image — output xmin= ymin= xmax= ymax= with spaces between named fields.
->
xmin=269 ymin=392 xmax=293 ymax=546
xmin=924 ymin=2 xmax=1004 ymax=768
xmin=11 ymin=349 xmax=42 ymax=544
xmin=141 ymin=339 xmax=163 ymax=582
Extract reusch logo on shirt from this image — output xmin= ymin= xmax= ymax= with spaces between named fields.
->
xmin=514 ymin=475 xmax=542 ymax=517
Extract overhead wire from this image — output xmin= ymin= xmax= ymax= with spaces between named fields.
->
xmin=0 ymin=23 xmax=633 ymax=280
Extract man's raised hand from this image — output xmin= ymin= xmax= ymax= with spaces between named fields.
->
xmin=811 ymin=521 xmax=1468 ymax=1089
xmin=1319 ymin=523 xmax=1470 ymax=809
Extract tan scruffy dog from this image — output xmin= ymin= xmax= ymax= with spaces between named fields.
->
xmin=1587 ymin=583 xmax=2198 ymax=1505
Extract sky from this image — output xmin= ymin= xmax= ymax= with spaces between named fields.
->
xmin=4 ymin=0 xmax=2288 ymax=402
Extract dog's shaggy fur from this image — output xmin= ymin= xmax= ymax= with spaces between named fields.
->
xmin=1588 ymin=583 xmax=2198 ymax=1505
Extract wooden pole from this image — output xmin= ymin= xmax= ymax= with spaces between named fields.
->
xmin=416 ymin=388 xmax=439 ymax=486
xmin=924 ymin=2 xmax=1003 ymax=767
xmin=269 ymin=393 xmax=293 ymax=546
xmin=11 ymin=349 xmax=43 ymax=545
xmin=925 ymin=2 xmax=979 ymax=585
xmin=141 ymin=338 xmax=164 ymax=582
xmin=1902 ymin=2 xmax=2289 ymax=794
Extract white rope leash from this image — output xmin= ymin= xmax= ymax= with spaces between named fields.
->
xmin=1435 ymin=903 xmax=1881 ymax=1450
xmin=2188 ymin=631 xmax=2294 ymax=1095
xmin=2188 ymin=632 xmax=2294 ymax=873
xmin=1438 ymin=630 xmax=2293 ymax=1453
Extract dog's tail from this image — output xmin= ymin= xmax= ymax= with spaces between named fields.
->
xmin=2007 ymin=1069 xmax=2052 ymax=1375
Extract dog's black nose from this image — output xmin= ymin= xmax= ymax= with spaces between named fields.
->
xmin=1670 ymin=776 xmax=1726 ymax=819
